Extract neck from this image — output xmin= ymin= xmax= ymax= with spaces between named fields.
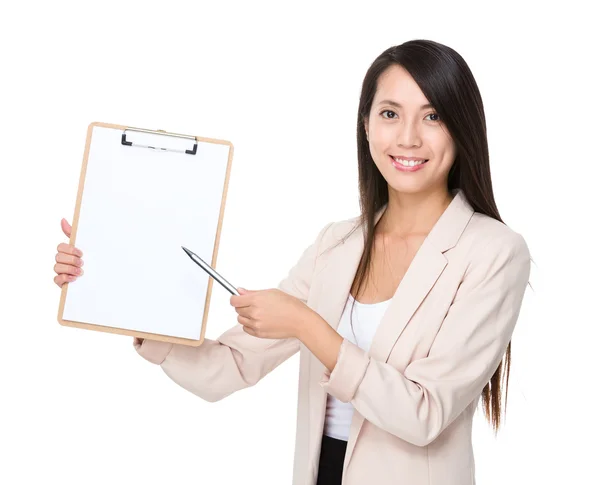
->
xmin=378 ymin=187 xmax=454 ymax=237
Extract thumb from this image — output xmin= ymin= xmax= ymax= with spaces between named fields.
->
xmin=238 ymin=287 xmax=253 ymax=295
xmin=61 ymin=218 xmax=72 ymax=238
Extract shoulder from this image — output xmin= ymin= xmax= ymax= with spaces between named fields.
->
xmin=305 ymin=215 xmax=361 ymax=267
xmin=315 ymin=210 xmax=530 ymax=263
xmin=318 ymin=215 xmax=361 ymax=246
xmin=459 ymin=212 xmax=530 ymax=263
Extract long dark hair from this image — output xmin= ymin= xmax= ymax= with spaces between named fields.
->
xmin=331 ymin=39 xmax=532 ymax=435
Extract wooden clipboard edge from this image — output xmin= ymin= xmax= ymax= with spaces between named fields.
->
xmin=201 ymin=126 xmax=235 ymax=346
xmin=57 ymin=121 xmax=235 ymax=347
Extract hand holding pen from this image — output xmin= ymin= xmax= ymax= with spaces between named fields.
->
xmin=181 ymin=246 xmax=316 ymax=340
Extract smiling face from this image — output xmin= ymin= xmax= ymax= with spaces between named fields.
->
xmin=364 ymin=64 xmax=456 ymax=196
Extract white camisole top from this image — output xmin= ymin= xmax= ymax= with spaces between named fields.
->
xmin=323 ymin=293 xmax=393 ymax=441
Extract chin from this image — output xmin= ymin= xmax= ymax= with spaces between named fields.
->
xmin=382 ymin=173 xmax=427 ymax=191
xmin=387 ymin=183 xmax=428 ymax=195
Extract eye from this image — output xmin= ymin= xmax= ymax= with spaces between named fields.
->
xmin=380 ymin=109 xmax=397 ymax=119
xmin=379 ymin=110 xmax=442 ymax=122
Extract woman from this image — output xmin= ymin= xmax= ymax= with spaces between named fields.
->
xmin=53 ymin=39 xmax=531 ymax=485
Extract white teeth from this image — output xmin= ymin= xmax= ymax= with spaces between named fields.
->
xmin=392 ymin=157 xmax=426 ymax=167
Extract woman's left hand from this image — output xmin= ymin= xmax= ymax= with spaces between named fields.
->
xmin=230 ymin=288 xmax=311 ymax=339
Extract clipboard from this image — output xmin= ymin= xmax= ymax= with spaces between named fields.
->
xmin=57 ymin=121 xmax=234 ymax=346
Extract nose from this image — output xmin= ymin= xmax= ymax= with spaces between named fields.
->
xmin=395 ymin=119 xmax=421 ymax=147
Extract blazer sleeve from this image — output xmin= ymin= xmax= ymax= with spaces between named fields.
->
xmin=319 ymin=231 xmax=531 ymax=446
xmin=134 ymin=221 xmax=334 ymax=403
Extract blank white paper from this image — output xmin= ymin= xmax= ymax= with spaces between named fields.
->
xmin=62 ymin=125 xmax=231 ymax=340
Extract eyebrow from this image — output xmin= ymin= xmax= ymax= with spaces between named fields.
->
xmin=377 ymin=99 xmax=433 ymax=110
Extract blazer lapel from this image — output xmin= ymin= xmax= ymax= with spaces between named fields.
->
xmin=312 ymin=188 xmax=475 ymax=477
xmin=371 ymin=189 xmax=475 ymax=362
xmin=318 ymin=189 xmax=474 ymax=344
xmin=368 ymin=238 xmax=447 ymax=361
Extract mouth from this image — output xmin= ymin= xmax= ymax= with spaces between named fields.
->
xmin=389 ymin=155 xmax=429 ymax=167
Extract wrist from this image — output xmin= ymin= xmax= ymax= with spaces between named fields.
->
xmin=295 ymin=308 xmax=321 ymax=342
xmin=295 ymin=307 xmax=343 ymax=372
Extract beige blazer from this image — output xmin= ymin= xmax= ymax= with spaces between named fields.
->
xmin=135 ymin=188 xmax=531 ymax=485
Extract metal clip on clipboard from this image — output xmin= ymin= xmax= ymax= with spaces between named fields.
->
xmin=121 ymin=126 xmax=198 ymax=155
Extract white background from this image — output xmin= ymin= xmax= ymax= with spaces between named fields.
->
xmin=1 ymin=1 xmax=598 ymax=484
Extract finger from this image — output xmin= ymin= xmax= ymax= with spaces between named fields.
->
xmin=61 ymin=218 xmax=72 ymax=238
xmin=233 ymin=305 xmax=252 ymax=317
xmin=230 ymin=295 xmax=252 ymax=308
xmin=54 ymin=273 xmax=77 ymax=288
xmin=55 ymin=252 xmax=84 ymax=268
xmin=57 ymin=242 xmax=83 ymax=258
xmin=53 ymin=262 xmax=84 ymax=277
xmin=237 ymin=315 xmax=254 ymax=329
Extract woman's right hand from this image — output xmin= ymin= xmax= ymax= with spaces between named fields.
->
xmin=53 ymin=218 xmax=84 ymax=288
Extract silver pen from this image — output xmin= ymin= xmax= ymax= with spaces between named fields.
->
xmin=181 ymin=246 xmax=240 ymax=296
